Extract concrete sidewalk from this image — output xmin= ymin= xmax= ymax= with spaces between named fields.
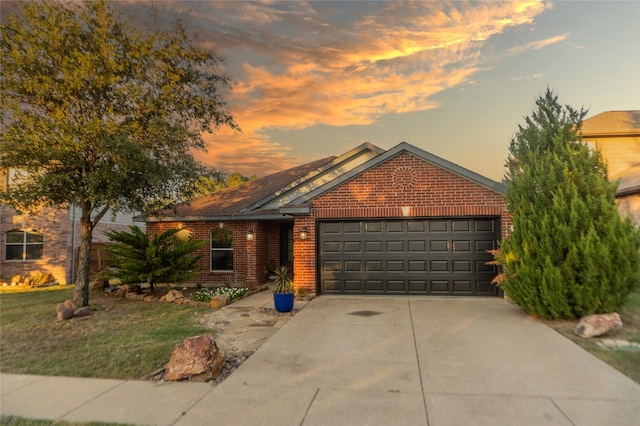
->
xmin=2 ymin=296 xmax=640 ymax=425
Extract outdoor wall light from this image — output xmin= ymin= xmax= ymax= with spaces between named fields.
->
xmin=299 ymin=226 xmax=308 ymax=240
xmin=246 ymin=229 xmax=254 ymax=241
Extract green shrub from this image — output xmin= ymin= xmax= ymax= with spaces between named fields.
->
xmin=501 ymin=89 xmax=640 ymax=319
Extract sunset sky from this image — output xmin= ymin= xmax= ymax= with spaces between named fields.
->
xmin=6 ymin=1 xmax=640 ymax=181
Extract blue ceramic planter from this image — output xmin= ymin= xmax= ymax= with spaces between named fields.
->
xmin=273 ymin=293 xmax=295 ymax=313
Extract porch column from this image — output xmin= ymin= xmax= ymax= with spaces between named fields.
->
xmin=244 ymin=221 xmax=258 ymax=288
xmin=293 ymin=217 xmax=315 ymax=294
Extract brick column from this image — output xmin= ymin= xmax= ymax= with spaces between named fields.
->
xmin=293 ymin=217 xmax=316 ymax=294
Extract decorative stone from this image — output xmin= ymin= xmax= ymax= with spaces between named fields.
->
xmin=159 ymin=289 xmax=184 ymax=303
xmin=10 ymin=275 xmax=22 ymax=285
xmin=114 ymin=285 xmax=129 ymax=298
xmin=210 ymin=294 xmax=231 ymax=309
xmin=63 ymin=299 xmax=78 ymax=312
xmin=164 ymin=334 xmax=225 ymax=382
xmin=73 ymin=307 xmax=91 ymax=317
xmin=575 ymin=313 xmax=623 ymax=338
xmin=56 ymin=303 xmax=74 ymax=321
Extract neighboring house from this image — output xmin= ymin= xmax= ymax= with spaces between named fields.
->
xmin=1 ymin=168 xmax=140 ymax=285
xmin=143 ymin=142 xmax=510 ymax=296
xmin=581 ymin=110 xmax=640 ymax=225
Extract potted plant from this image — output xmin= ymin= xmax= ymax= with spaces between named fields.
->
xmin=273 ymin=266 xmax=295 ymax=312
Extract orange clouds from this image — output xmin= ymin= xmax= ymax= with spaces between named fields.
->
xmin=122 ymin=1 xmax=561 ymax=176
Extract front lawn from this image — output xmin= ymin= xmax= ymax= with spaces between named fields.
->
xmin=0 ymin=287 xmax=210 ymax=380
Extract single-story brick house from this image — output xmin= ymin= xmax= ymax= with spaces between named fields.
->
xmin=142 ymin=142 xmax=510 ymax=296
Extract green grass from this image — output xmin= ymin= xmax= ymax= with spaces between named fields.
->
xmin=0 ymin=288 xmax=210 ymax=380
xmin=0 ymin=415 xmax=131 ymax=426
xmin=546 ymin=291 xmax=640 ymax=384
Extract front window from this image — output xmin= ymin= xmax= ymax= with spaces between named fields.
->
xmin=211 ymin=229 xmax=233 ymax=271
xmin=5 ymin=228 xmax=43 ymax=260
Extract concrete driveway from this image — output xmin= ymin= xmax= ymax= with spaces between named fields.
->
xmin=178 ymin=296 xmax=640 ymax=426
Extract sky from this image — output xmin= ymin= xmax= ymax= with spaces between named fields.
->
xmin=6 ymin=1 xmax=640 ymax=182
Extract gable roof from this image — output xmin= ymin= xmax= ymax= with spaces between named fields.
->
xmin=145 ymin=156 xmax=335 ymax=221
xmin=288 ymin=142 xmax=506 ymax=205
xmin=144 ymin=141 xmax=505 ymax=222
xmin=581 ymin=111 xmax=640 ymax=137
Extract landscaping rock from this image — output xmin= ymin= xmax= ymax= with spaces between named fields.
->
xmin=10 ymin=275 xmax=22 ymax=286
xmin=159 ymin=289 xmax=184 ymax=303
xmin=114 ymin=285 xmax=129 ymax=298
xmin=73 ymin=307 xmax=91 ymax=317
xmin=164 ymin=334 xmax=225 ymax=382
xmin=63 ymin=299 xmax=78 ymax=312
xmin=575 ymin=312 xmax=623 ymax=338
xmin=56 ymin=303 xmax=74 ymax=321
xmin=210 ymin=294 xmax=231 ymax=309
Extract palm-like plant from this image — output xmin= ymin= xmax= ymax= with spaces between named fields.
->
xmin=272 ymin=266 xmax=294 ymax=294
xmin=103 ymin=226 xmax=204 ymax=292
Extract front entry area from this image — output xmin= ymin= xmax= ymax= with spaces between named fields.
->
xmin=318 ymin=217 xmax=500 ymax=295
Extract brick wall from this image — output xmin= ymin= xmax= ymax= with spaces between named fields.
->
xmin=147 ymin=220 xmax=281 ymax=289
xmin=297 ymin=152 xmax=510 ymax=292
xmin=1 ymin=205 xmax=69 ymax=284
xmin=1 ymin=205 xmax=134 ymax=285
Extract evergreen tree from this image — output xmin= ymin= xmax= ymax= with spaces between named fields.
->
xmin=103 ymin=226 xmax=204 ymax=292
xmin=500 ymin=89 xmax=640 ymax=319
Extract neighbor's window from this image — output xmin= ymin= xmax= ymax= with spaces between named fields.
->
xmin=5 ymin=228 xmax=43 ymax=261
xmin=211 ymin=229 xmax=233 ymax=271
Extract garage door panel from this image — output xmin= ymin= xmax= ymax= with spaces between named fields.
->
xmin=365 ymin=260 xmax=383 ymax=272
xmin=322 ymin=260 xmax=341 ymax=272
xmin=365 ymin=241 xmax=383 ymax=252
xmin=344 ymin=241 xmax=362 ymax=253
xmin=323 ymin=241 xmax=341 ymax=253
xmin=387 ymin=260 xmax=405 ymax=271
xmin=430 ymin=280 xmax=449 ymax=293
xmin=453 ymin=280 xmax=473 ymax=293
xmin=387 ymin=280 xmax=405 ymax=292
xmin=409 ymin=280 xmax=427 ymax=292
xmin=319 ymin=218 xmax=499 ymax=296
xmin=344 ymin=222 xmax=362 ymax=233
xmin=429 ymin=221 xmax=448 ymax=232
xmin=453 ymin=260 xmax=471 ymax=272
xmin=408 ymin=221 xmax=426 ymax=232
xmin=430 ymin=240 xmax=448 ymax=252
xmin=430 ymin=260 xmax=449 ymax=272
xmin=386 ymin=241 xmax=404 ymax=251
xmin=386 ymin=221 xmax=404 ymax=233
xmin=344 ymin=261 xmax=362 ymax=272
xmin=408 ymin=260 xmax=427 ymax=272
xmin=475 ymin=219 xmax=496 ymax=232
xmin=451 ymin=220 xmax=471 ymax=232
xmin=475 ymin=240 xmax=495 ymax=252
xmin=408 ymin=240 xmax=426 ymax=252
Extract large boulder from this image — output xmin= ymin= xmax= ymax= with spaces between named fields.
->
xmin=575 ymin=313 xmax=623 ymax=338
xmin=164 ymin=334 xmax=225 ymax=381
xmin=56 ymin=303 xmax=74 ymax=321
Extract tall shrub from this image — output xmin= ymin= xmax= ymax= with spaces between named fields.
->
xmin=104 ymin=226 xmax=204 ymax=292
xmin=501 ymin=89 xmax=640 ymax=319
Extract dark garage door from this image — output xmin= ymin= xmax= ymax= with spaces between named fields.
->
xmin=318 ymin=218 xmax=499 ymax=296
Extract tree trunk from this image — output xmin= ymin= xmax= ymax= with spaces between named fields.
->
xmin=73 ymin=210 xmax=93 ymax=307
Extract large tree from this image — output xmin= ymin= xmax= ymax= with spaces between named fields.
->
xmin=0 ymin=0 xmax=236 ymax=306
xmin=500 ymin=89 xmax=640 ymax=319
